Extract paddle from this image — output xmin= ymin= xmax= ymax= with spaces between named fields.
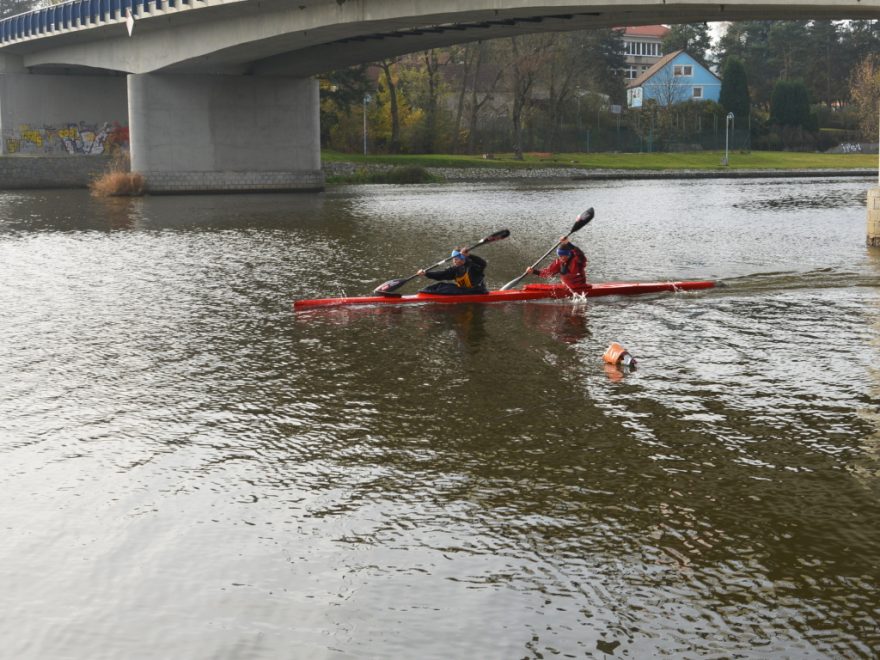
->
xmin=373 ymin=228 xmax=511 ymax=295
xmin=499 ymin=208 xmax=594 ymax=291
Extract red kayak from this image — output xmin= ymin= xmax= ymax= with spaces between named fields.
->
xmin=293 ymin=280 xmax=715 ymax=310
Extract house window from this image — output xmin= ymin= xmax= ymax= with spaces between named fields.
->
xmin=626 ymin=66 xmax=639 ymax=79
xmin=673 ymin=65 xmax=693 ymax=77
xmin=692 ymin=86 xmax=703 ymax=99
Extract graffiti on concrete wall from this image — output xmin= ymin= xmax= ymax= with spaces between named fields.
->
xmin=4 ymin=121 xmax=129 ymax=155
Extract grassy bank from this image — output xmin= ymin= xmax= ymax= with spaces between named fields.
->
xmin=323 ymin=149 xmax=877 ymax=171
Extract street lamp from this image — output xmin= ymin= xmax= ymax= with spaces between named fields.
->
xmin=722 ymin=112 xmax=734 ymax=166
xmin=363 ymin=93 xmax=372 ymax=156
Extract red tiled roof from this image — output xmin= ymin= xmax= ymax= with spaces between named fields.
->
xmin=626 ymin=49 xmax=684 ymax=88
xmin=621 ymin=25 xmax=670 ymax=38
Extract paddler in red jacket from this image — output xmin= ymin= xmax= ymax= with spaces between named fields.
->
xmin=418 ymin=248 xmax=489 ymax=295
xmin=526 ymin=237 xmax=588 ymax=287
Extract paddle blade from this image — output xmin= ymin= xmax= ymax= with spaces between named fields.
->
xmin=483 ymin=228 xmax=510 ymax=243
xmin=373 ymin=277 xmax=409 ymax=294
xmin=499 ymin=274 xmax=526 ymax=291
xmin=570 ymin=208 xmax=595 ymax=234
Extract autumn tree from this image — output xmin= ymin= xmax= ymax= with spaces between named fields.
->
xmin=850 ymin=55 xmax=880 ymax=141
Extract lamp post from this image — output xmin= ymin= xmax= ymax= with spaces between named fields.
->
xmin=363 ymin=93 xmax=372 ymax=156
xmin=722 ymin=112 xmax=734 ymax=166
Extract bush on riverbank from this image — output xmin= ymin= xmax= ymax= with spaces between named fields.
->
xmin=327 ymin=165 xmax=439 ymax=185
xmin=89 ymin=153 xmax=145 ymax=197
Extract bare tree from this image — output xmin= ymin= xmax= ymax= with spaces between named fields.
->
xmin=449 ymin=44 xmax=473 ymax=154
xmin=379 ymin=59 xmax=401 ymax=153
xmin=545 ymin=34 xmax=583 ymax=151
xmin=509 ymin=35 xmax=553 ymax=159
xmin=647 ymin=68 xmax=690 ymax=108
xmin=421 ymin=49 xmax=442 ymax=152
xmin=466 ymin=42 xmax=504 ymax=154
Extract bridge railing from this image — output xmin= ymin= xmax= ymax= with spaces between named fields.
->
xmin=0 ymin=0 xmax=201 ymax=45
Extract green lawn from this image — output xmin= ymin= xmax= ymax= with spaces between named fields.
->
xmin=322 ymin=149 xmax=878 ymax=171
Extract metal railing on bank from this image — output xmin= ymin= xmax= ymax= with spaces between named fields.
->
xmin=472 ymin=120 xmax=753 ymax=155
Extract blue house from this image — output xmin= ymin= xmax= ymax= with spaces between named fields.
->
xmin=626 ymin=50 xmax=721 ymax=108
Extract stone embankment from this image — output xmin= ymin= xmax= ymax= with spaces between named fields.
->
xmin=323 ymin=161 xmax=875 ymax=182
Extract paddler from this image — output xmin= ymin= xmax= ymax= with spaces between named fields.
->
xmin=418 ymin=248 xmax=489 ymax=295
xmin=525 ymin=236 xmax=587 ymax=287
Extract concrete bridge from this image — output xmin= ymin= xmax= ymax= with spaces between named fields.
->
xmin=0 ymin=0 xmax=877 ymax=192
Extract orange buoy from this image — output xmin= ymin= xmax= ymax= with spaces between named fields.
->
xmin=603 ymin=342 xmax=636 ymax=368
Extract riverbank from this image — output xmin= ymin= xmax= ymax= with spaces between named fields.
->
xmin=323 ymin=149 xmax=877 ymax=183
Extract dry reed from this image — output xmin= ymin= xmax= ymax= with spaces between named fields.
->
xmin=89 ymin=152 xmax=145 ymax=197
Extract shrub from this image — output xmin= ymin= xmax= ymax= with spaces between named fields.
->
xmin=382 ymin=165 xmax=435 ymax=184
xmin=89 ymin=152 xmax=145 ymax=197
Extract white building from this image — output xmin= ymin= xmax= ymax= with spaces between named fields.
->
xmin=619 ymin=25 xmax=670 ymax=80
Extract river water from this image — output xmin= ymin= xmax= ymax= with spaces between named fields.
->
xmin=1 ymin=177 xmax=879 ymax=658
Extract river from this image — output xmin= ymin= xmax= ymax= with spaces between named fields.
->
xmin=1 ymin=177 xmax=878 ymax=658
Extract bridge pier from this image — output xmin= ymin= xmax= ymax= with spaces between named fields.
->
xmin=869 ymin=188 xmax=880 ymax=248
xmin=127 ymin=74 xmax=324 ymax=194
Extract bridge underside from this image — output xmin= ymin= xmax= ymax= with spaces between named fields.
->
xmin=1 ymin=1 xmax=876 ymax=77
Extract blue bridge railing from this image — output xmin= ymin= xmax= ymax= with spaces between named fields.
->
xmin=0 ymin=0 xmax=201 ymax=45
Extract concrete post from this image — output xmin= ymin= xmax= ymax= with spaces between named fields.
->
xmin=870 ymin=107 xmax=880 ymax=248
xmin=127 ymin=73 xmax=323 ymax=193
xmin=869 ymin=188 xmax=880 ymax=248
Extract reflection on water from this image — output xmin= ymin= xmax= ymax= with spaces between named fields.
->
xmin=0 ymin=178 xmax=878 ymax=659
xmin=732 ymin=179 xmax=867 ymax=211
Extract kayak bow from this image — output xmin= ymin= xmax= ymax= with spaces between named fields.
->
xmin=293 ymin=280 xmax=715 ymax=310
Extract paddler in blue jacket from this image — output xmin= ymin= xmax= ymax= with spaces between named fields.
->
xmin=418 ymin=248 xmax=489 ymax=295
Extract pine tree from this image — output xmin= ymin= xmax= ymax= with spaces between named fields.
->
xmin=662 ymin=24 xmax=712 ymax=65
xmin=770 ymin=80 xmax=811 ymax=128
xmin=719 ymin=57 xmax=750 ymax=120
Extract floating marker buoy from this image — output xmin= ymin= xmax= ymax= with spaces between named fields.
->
xmin=603 ymin=342 xmax=636 ymax=368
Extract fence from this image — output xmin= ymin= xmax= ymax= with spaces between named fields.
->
xmin=470 ymin=112 xmax=753 ymax=155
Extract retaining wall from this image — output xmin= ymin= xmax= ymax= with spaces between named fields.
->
xmin=0 ymin=154 xmax=111 ymax=188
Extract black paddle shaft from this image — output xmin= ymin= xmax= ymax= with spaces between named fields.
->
xmin=499 ymin=208 xmax=594 ymax=291
xmin=374 ymin=228 xmax=511 ymax=294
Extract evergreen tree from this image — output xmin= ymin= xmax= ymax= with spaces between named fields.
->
xmin=807 ymin=20 xmax=845 ymax=105
xmin=719 ymin=57 xmax=750 ymax=120
xmin=767 ymin=21 xmax=811 ymax=81
xmin=662 ymin=23 xmax=712 ymax=65
xmin=715 ymin=21 xmax=775 ymax=106
xmin=770 ymin=80 xmax=811 ymax=128
xmin=580 ymin=28 xmax=626 ymax=104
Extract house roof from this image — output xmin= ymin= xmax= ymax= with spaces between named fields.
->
xmin=621 ymin=25 xmax=670 ymax=38
xmin=626 ymin=49 xmax=684 ymax=89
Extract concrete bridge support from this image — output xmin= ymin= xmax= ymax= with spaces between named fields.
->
xmin=869 ymin=188 xmax=880 ymax=248
xmin=127 ymin=74 xmax=323 ymax=193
